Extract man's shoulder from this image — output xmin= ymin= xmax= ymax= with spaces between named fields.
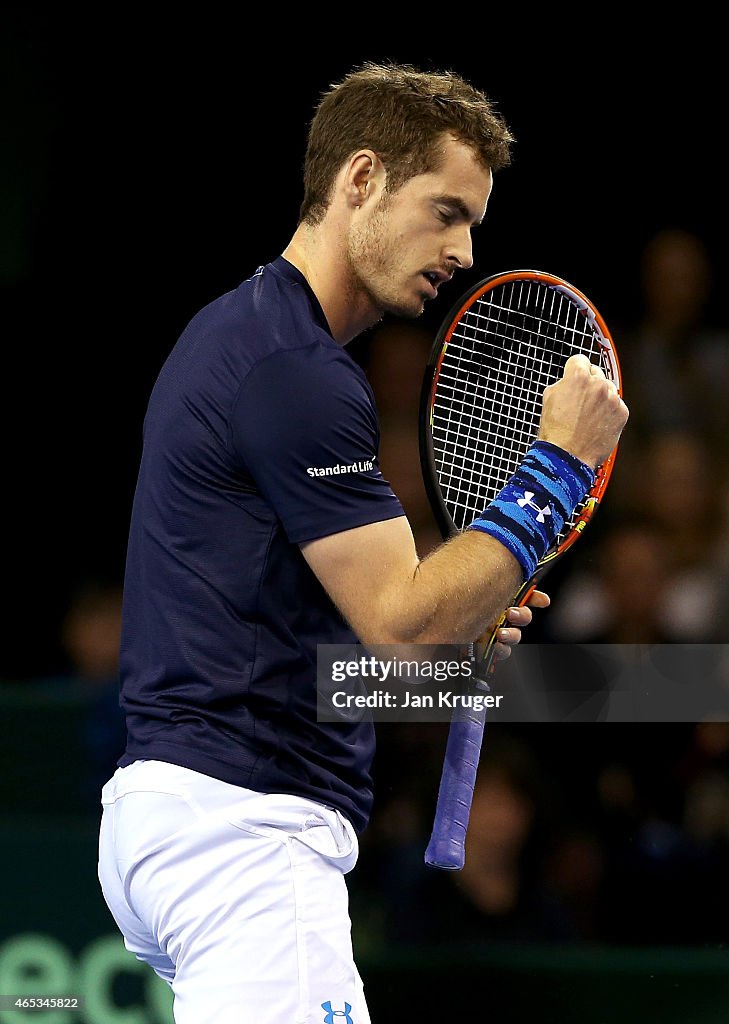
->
xmin=192 ymin=259 xmax=336 ymax=364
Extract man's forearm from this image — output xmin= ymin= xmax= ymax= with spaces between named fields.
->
xmin=378 ymin=530 xmax=524 ymax=646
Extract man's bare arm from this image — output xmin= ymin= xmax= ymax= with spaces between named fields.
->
xmin=302 ymin=515 xmax=523 ymax=646
xmin=302 ymin=354 xmax=628 ymax=648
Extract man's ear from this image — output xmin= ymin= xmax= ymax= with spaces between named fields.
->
xmin=343 ymin=150 xmax=385 ymax=209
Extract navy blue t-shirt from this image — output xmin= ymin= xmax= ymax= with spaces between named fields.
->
xmin=117 ymin=256 xmax=405 ymax=834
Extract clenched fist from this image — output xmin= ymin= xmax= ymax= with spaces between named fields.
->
xmin=538 ymin=354 xmax=629 ymax=470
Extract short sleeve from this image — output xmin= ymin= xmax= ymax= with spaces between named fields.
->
xmin=229 ymin=345 xmax=405 ymax=543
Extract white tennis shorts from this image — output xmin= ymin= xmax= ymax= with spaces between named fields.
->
xmin=98 ymin=759 xmax=370 ymax=1024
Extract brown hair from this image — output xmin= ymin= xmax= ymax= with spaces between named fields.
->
xmin=299 ymin=61 xmax=515 ymax=226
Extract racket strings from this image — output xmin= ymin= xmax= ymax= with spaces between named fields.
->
xmin=431 ymin=281 xmax=612 ymax=537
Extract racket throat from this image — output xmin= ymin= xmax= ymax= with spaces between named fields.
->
xmin=468 ymin=639 xmax=495 ymax=689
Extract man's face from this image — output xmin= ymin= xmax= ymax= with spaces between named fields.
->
xmin=346 ymin=136 xmax=493 ymax=319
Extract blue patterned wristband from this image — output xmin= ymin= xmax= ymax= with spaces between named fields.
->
xmin=467 ymin=441 xmax=596 ymax=579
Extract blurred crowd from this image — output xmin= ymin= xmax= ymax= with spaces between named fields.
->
xmin=4 ymin=226 xmax=729 ymax=952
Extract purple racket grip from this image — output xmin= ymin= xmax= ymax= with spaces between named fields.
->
xmin=424 ymin=702 xmax=487 ymax=870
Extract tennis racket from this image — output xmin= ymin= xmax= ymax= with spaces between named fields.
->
xmin=419 ymin=269 xmax=622 ymax=870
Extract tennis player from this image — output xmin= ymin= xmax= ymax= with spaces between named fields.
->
xmin=98 ymin=62 xmax=628 ymax=1023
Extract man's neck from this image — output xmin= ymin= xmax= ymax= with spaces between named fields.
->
xmin=282 ymin=223 xmax=381 ymax=345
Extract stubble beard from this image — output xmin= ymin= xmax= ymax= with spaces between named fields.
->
xmin=345 ymin=202 xmax=425 ymax=322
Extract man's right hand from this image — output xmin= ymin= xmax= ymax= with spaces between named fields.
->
xmin=538 ymin=353 xmax=629 ymax=470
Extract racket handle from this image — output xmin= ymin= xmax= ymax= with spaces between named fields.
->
xmin=424 ymin=702 xmax=487 ymax=870
xmin=425 ymin=584 xmax=537 ymax=870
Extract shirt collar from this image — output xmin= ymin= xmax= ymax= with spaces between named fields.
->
xmin=270 ymin=255 xmax=333 ymax=338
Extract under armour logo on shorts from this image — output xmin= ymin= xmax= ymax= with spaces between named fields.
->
xmin=322 ymin=1000 xmax=353 ymax=1023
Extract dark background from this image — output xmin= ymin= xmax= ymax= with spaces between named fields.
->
xmin=3 ymin=14 xmax=724 ymax=674
xmin=4 ymin=15 xmax=729 ymax=1021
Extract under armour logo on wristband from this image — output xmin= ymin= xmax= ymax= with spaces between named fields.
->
xmin=516 ymin=491 xmax=552 ymax=523
xmin=468 ymin=441 xmax=594 ymax=580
